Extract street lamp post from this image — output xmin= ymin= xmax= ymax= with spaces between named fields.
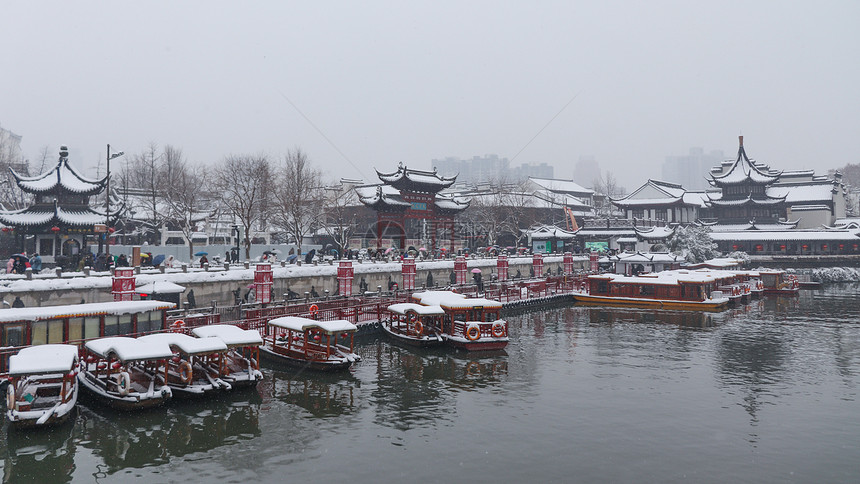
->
xmin=105 ymin=144 xmax=124 ymax=258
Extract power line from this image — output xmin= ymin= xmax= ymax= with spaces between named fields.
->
xmin=510 ymin=92 xmax=580 ymax=163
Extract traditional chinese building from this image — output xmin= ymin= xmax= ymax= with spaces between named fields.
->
xmin=0 ymin=146 xmax=116 ymax=264
xmin=355 ymin=164 xmax=469 ymax=251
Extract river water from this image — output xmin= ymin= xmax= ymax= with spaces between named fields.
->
xmin=3 ymin=284 xmax=860 ymax=483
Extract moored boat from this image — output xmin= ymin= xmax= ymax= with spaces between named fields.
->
xmin=191 ymin=324 xmax=264 ymax=388
xmin=383 ymin=303 xmax=445 ymax=347
xmin=573 ymin=270 xmax=731 ymax=311
xmin=759 ymin=270 xmax=800 ymax=295
xmin=136 ymin=333 xmax=230 ymax=396
xmin=260 ymin=317 xmax=360 ymax=371
xmin=78 ymin=337 xmax=173 ymax=410
xmin=5 ymin=344 xmax=79 ymax=428
xmin=411 ymin=291 xmax=509 ymax=351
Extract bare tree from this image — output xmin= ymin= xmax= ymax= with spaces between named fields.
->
xmin=161 ymin=148 xmax=208 ymax=259
xmin=271 ymin=148 xmax=323 ymax=256
xmin=592 ymin=171 xmax=625 ymax=217
xmin=321 ymin=181 xmax=360 ymax=254
xmin=212 ymin=154 xmax=271 ymax=259
xmin=122 ymin=142 xmax=166 ymax=244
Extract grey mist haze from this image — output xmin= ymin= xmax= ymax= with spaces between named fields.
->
xmin=2 ymin=1 xmax=858 ymax=189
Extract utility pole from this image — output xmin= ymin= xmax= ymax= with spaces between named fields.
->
xmin=106 ymin=144 xmax=124 ymax=259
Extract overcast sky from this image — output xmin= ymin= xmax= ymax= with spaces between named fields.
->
xmin=2 ymin=1 xmax=858 ymax=190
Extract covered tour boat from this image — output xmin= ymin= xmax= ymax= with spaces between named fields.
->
xmin=759 ymin=270 xmax=800 ymax=295
xmin=191 ymin=324 xmax=264 ymax=388
xmin=573 ymin=270 xmax=731 ymax=311
xmin=5 ymin=344 xmax=79 ymax=428
xmin=412 ymin=291 xmax=509 ymax=351
xmin=383 ymin=303 xmax=446 ymax=347
xmin=261 ymin=316 xmax=360 ymax=371
xmin=78 ymin=337 xmax=173 ymax=410
xmin=136 ymin=333 xmax=230 ymax=396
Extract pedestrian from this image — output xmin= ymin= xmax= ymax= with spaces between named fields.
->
xmin=6 ymin=257 xmax=13 ymax=274
xmin=116 ymin=254 xmax=129 ymax=267
xmin=199 ymin=254 xmax=208 ymax=267
xmin=11 ymin=296 xmax=24 ymax=308
xmin=225 ymin=251 xmax=231 ymax=264
xmin=29 ymin=253 xmax=42 ymax=273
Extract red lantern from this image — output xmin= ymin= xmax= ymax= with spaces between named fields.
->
xmin=755 ymin=245 xmax=763 ymax=251
xmin=732 ymin=245 xmax=739 ymax=250
xmin=313 ymin=334 xmax=321 ymax=342
xmin=802 ymin=245 xmax=808 ymax=250
xmin=822 ymin=244 xmax=828 ymax=250
xmin=839 ymin=244 xmax=844 ymax=250
xmin=1 ymin=227 xmax=9 ymax=233
xmin=780 ymin=245 xmax=786 ymax=250
xmin=108 ymin=227 xmax=116 ymax=233
xmin=51 ymin=226 xmax=61 ymax=233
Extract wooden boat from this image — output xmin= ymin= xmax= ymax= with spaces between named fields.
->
xmin=260 ymin=317 xmax=360 ymax=371
xmin=411 ymin=291 xmax=509 ymax=351
xmin=573 ymin=270 xmax=731 ymax=311
xmin=383 ymin=303 xmax=445 ymax=347
xmin=5 ymin=344 xmax=79 ymax=428
xmin=136 ymin=333 xmax=230 ymax=396
xmin=191 ymin=325 xmax=264 ymax=388
xmin=78 ymin=337 xmax=173 ymax=410
xmin=759 ymin=270 xmax=800 ymax=295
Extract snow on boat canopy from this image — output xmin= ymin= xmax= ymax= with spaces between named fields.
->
xmin=411 ymin=290 xmax=467 ymax=306
xmin=268 ymin=316 xmax=357 ymax=334
xmin=136 ymin=281 xmax=186 ymax=294
xmin=0 ymin=300 xmax=176 ymax=323
xmin=437 ymin=297 xmax=503 ymax=310
xmin=8 ymin=344 xmax=79 ymax=375
xmin=84 ymin=337 xmax=175 ymax=362
xmin=387 ymin=303 xmax=445 ymax=316
xmin=191 ymin=325 xmax=263 ymax=347
xmin=137 ymin=333 xmax=227 ymax=355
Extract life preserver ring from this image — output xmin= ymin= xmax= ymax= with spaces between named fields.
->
xmin=465 ymin=361 xmax=480 ymax=375
xmin=465 ymin=325 xmax=481 ymax=341
xmin=171 ymin=320 xmax=186 ymax=333
xmin=115 ymin=371 xmax=131 ymax=396
xmin=179 ymin=361 xmax=193 ymax=384
xmin=414 ymin=320 xmax=424 ymax=335
xmin=492 ymin=322 xmax=506 ymax=338
xmin=309 ymin=304 xmax=319 ymax=317
xmin=6 ymin=384 xmax=15 ymax=410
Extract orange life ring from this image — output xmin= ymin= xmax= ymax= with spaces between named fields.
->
xmin=171 ymin=319 xmax=186 ymax=333
xmin=465 ymin=325 xmax=481 ymax=341
xmin=414 ymin=320 xmax=424 ymax=335
xmin=179 ymin=361 xmax=193 ymax=385
xmin=492 ymin=322 xmax=506 ymax=338
xmin=309 ymin=304 xmax=319 ymax=316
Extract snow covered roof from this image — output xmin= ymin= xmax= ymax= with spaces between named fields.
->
xmin=376 ymin=164 xmax=456 ymax=192
xmin=9 ymin=344 xmax=79 ymax=376
xmin=710 ymin=230 xmax=860 ymax=242
xmin=11 ymin=155 xmax=106 ymax=195
xmin=609 ymin=252 xmax=683 ymax=263
xmin=192 ymin=325 xmax=263 ymax=347
xmin=634 ymin=226 xmax=676 ymax=240
xmin=768 ymin=183 xmax=836 ymax=204
xmin=590 ymin=268 xmax=738 ymax=286
xmin=355 ymin=184 xmax=411 ymax=209
xmin=438 ymin=297 xmax=503 ymax=310
xmin=137 ymin=332 xmax=227 ymax=354
xmin=612 ymin=180 xmax=692 ymax=208
xmin=268 ymin=316 xmax=357 ymax=334
xmin=387 ymin=303 xmax=446 ymax=315
xmin=527 ymin=177 xmax=594 ymax=196
xmin=708 ymin=221 xmax=798 ymax=232
xmin=709 ymin=137 xmax=780 ymax=185
xmin=527 ymin=224 xmax=578 ymax=239
xmin=85 ymin=336 xmax=175 ymax=362
xmin=0 ymin=300 xmax=176 ymax=323
xmin=0 ymin=204 xmax=116 ymax=228
xmin=136 ymin=280 xmax=186 ymax=294
xmin=411 ymin=290 xmax=467 ymax=306
xmin=616 ymin=237 xmax=637 ymax=243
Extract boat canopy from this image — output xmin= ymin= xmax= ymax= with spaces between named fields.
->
xmin=192 ymin=324 xmax=263 ymax=347
xmin=269 ymin=316 xmax=358 ymax=335
xmin=387 ymin=303 xmax=445 ymax=316
xmin=411 ymin=290 xmax=467 ymax=306
xmin=8 ymin=344 xmax=78 ymax=376
xmin=0 ymin=300 xmax=175 ymax=323
xmin=439 ymin=297 xmax=503 ymax=310
xmin=137 ymin=333 xmax=227 ymax=354
xmin=85 ymin=336 xmax=174 ymax=362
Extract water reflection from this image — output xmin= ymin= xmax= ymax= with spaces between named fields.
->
xmin=264 ymin=370 xmax=360 ymax=418
xmin=2 ymin=421 xmax=76 ymax=484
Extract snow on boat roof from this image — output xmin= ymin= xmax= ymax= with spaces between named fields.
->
xmin=136 ymin=281 xmax=186 ymax=294
xmin=0 ymin=300 xmax=175 ymax=323
xmin=191 ymin=325 xmax=263 ymax=347
xmin=9 ymin=344 xmax=78 ymax=375
xmin=85 ymin=337 xmax=175 ymax=361
xmin=411 ymin=290 xmax=466 ymax=306
xmin=137 ymin=333 xmax=227 ymax=354
xmin=387 ymin=303 xmax=445 ymax=315
xmin=268 ymin=316 xmax=358 ymax=334
xmin=590 ymin=269 xmax=740 ymax=286
xmin=438 ymin=297 xmax=503 ymax=309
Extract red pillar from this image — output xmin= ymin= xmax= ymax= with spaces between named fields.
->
xmin=533 ymin=253 xmax=544 ymax=278
xmin=563 ymin=252 xmax=573 ymax=274
xmin=254 ymin=263 xmax=273 ymax=304
xmin=112 ymin=267 xmax=135 ymax=301
xmin=497 ymin=254 xmax=509 ymax=281
xmin=337 ymin=260 xmax=354 ymax=296
xmin=455 ymin=256 xmax=468 ymax=285
xmin=402 ymin=257 xmax=416 ymax=290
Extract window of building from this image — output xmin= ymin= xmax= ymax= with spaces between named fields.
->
xmin=632 ymin=209 xmax=644 ymax=219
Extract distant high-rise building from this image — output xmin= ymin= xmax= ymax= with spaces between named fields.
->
xmin=661 ymin=147 xmax=725 ymax=190
xmin=573 ymin=156 xmax=601 ymax=188
xmin=432 ymin=154 xmax=552 ymax=184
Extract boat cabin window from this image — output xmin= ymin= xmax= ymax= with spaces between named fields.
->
xmin=3 ymin=323 xmax=25 ymax=347
xmin=137 ymin=311 xmax=162 ymax=334
xmin=31 ymin=320 xmax=64 ymax=345
xmin=104 ymin=314 xmax=133 ymax=336
xmin=68 ymin=317 xmax=100 ymax=341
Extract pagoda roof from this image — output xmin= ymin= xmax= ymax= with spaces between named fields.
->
xmin=709 ymin=136 xmax=780 ymax=186
xmin=376 ymin=163 xmax=456 ymax=193
xmin=633 ymin=225 xmax=676 ymax=240
xmin=355 ymin=185 xmax=411 ymax=211
xmin=0 ymin=201 xmax=119 ymax=229
xmin=706 ymin=192 xmax=786 ymax=207
xmin=434 ymin=194 xmax=470 ymax=213
xmin=12 ymin=151 xmax=106 ymax=196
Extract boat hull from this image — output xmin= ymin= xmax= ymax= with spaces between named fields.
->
xmin=6 ymin=385 xmax=78 ymax=429
xmin=443 ymin=335 xmax=509 ymax=352
xmin=259 ymin=345 xmax=355 ymax=372
xmin=77 ymin=372 xmax=171 ymax=411
xmin=381 ymin=323 xmax=445 ymax=348
xmin=573 ymin=293 xmax=729 ymax=312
